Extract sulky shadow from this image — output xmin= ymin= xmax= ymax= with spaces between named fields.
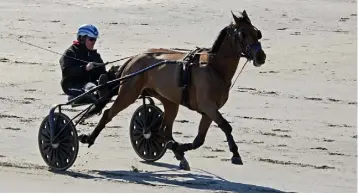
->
xmin=55 ymin=160 xmax=289 ymax=193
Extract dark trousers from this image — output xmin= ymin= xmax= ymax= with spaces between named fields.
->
xmin=63 ymin=82 xmax=98 ymax=104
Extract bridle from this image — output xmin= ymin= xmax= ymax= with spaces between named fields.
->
xmin=212 ymin=24 xmax=263 ymax=90
xmin=226 ymin=24 xmax=263 ymax=61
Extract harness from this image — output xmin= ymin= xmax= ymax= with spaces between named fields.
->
xmin=176 ymin=47 xmax=211 ymax=110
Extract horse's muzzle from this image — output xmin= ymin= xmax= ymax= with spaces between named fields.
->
xmin=253 ymin=49 xmax=266 ymax=67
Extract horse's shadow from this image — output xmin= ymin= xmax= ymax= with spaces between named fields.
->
xmin=56 ymin=161 xmax=288 ymax=193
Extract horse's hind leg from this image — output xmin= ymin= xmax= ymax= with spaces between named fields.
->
xmin=79 ymin=77 xmax=143 ymax=147
xmin=154 ymin=96 xmax=181 ymax=154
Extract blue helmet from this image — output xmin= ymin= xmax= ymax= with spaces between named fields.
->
xmin=77 ymin=24 xmax=99 ymax=39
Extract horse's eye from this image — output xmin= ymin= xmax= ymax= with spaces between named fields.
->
xmin=257 ymin=30 xmax=262 ymax=39
xmin=238 ymin=31 xmax=244 ymax=41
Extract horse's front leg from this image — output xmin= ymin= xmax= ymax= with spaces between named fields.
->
xmin=198 ymin=101 xmax=243 ymax=165
xmin=169 ymin=114 xmax=212 ymax=170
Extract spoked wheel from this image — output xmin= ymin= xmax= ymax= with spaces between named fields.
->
xmin=129 ymin=104 xmax=167 ymax=162
xmin=38 ymin=112 xmax=79 ymax=171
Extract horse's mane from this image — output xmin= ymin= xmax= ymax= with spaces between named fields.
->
xmin=209 ymin=26 xmax=228 ymax=53
xmin=209 ymin=12 xmax=250 ymax=54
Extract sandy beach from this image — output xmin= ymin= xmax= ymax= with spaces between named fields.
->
xmin=0 ymin=0 xmax=357 ymax=192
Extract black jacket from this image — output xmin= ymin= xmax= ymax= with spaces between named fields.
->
xmin=59 ymin=42 xmax=106 ymax=90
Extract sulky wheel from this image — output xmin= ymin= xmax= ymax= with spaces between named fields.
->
xmin=129 ymin=104 xmax=167 ymax=162
xmin=38 ymin=112 xmax=79 ymax=171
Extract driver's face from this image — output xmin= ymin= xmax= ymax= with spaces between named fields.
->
xmin=85 ymin=37 xmax=97 ymax=50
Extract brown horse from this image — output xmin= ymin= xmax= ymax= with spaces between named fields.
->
xmin=79 ymin=10 xmax=266 ymax=170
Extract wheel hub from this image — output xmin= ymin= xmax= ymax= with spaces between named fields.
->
xmin=52 ymin=143 xmax=59 ymax=149
xmin=143 ymin=130 xmax=151 ymax=139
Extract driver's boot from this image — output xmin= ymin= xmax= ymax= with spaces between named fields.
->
xmin=83 ymin=74 xmax=110 ymax=119
xmin=98 ymin=74 xmax=110 ymax=100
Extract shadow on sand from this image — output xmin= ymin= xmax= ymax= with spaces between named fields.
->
xmin=55 ymin=161 xmax=289 ymax=193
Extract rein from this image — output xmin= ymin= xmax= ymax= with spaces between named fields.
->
xmin=15 ymin=36 xmax=249 ymax=90
xmin=15 ymin=38 xmax=134 ymax=67
xmin=229 ymin=58 xmax=249 ymax=90
xmin=14 ymin=38 xmax=208 ymax=69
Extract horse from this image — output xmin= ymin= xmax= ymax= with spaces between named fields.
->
xmin=79 ymin=10 xmax=266 ymax=170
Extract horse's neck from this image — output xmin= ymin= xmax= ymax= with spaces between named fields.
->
xmin=210 ymin=44 xmax=241 ymax=86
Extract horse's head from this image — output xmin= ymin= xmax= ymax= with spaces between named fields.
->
xmin=229 ymin=10 xmax=266 ymax=67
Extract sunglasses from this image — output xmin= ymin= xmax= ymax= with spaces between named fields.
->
xmin=87 ymin=37 xmax=97 ymax=42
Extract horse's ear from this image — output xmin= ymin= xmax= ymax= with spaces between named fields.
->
xmin=242 ymin=10 xmax=248 ymax=17
xmin=241 ymin=10 xmax=251 ymax=23
xmin=231 ymin=10 xmax=240 ymax=25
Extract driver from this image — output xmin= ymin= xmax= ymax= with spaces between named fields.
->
xmin=59 ymin=24 xmax=110 ymax=116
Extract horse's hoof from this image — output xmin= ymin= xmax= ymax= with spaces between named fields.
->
xmin=179 ymin=159 xmax=190 ymax=171
xmin=231 ymin=156 xmax=243 ymax=165
xmin=78 ymin=134 xmax=89 ymax=144
xmin=165 ymin=140 xmax=177 ymax=150
xmin=78 ymin=134 xmax=95 ymax=148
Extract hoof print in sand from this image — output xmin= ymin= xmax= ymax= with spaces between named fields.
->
xmin=20 ymin=118 xmax=35 ymax=123
xmin=290 ymin=32 xmax=301 ymax=35
xmin=327 ymin=98 xmax=341 ymax=102
xmin=203 ymin=156 xmax=217 ymax=159
xmin=107 ymin=125 xmax=122 ymax=129
xmin=14 ymin=61 xmax=42 ymax=65
xmin=327 ymin=123 xmax=354 ymax=128
xmin=79 ymin=122 xmax=96 ymax=127
xmin=339 ymin=17 xmax=349 ymax=22
xmin=333 ymin=29 xmax=349 ymax=34
xmin=175 ymin=119 xmax=190 ymax=123
xmin=272 ymin=128 xmax=290 ymax=132
xmin=20 ymin=101 xmax=32 ymax=105
xmin=277 ymin=27 xmax=288 ymax=31
xmin=24 ymin=89 xmax=37 ymax=92
xmin=310 ymin=147 xmax=328 ymax=151
xmin=328 ymin=152 xmax=344 ymax=156
xmin=238 ymin=116 xmax=275 ymax=121
xmin=292 ymin=69 xmax=304 ymax=72
xmin=260 ymin=132 xmax=291 ymax=138
xmin=104 ymin=134 xmax=120 ymax=138
xmin=211 ymin=148 xmax=225 ymax=152
xmin=5 ymin=127 xmax=20 ymax=131
xmin=259 ymin=71 xmax=280 ymax=74
xmin=0 ymin=114 xmax=22 ymax=119
xmin=304 ymin=97 xmax=322 ymax=101
xmin=277 ymin=144 xmax=287 ymax=147
xmin=0 ymin=58 xmax=10 ymax=62
xmin=323 ymin=138 xmax=335 ymax=142
xmin=259 ymin=158 xmax=335 ymax=169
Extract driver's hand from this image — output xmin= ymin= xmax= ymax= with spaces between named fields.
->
xmin=86 ymin=62 xmax=95 ymax=71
